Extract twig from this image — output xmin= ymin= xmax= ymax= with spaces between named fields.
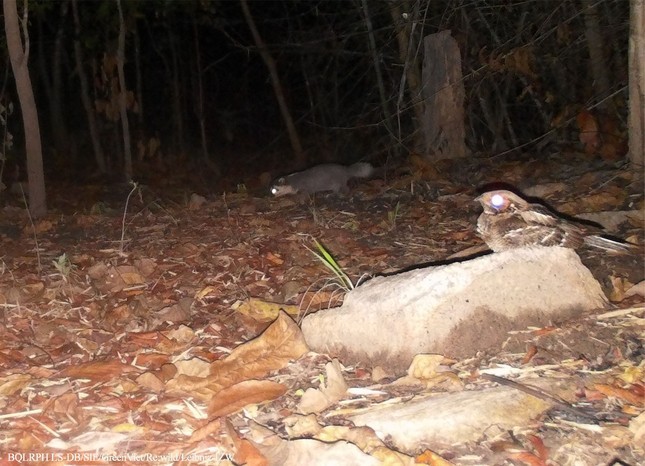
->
xmin=120 ymin=180 xmax=139 ymax=253
xmin=20 ymin=183 xmax=41 ymax=272
xmin=481 ymin=373 xmax=600 ymax=422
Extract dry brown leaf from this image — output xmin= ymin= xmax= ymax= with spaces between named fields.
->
xmin=196 ymin=285 xmax=219 ymax=300
xmin=86 ymin=261 xmax=109 ymax=280
xmin=207 ymin=311 xmax=309 ymax=390
xmin=0 ymin=373 xmax=32 ymax=396
xmin=133 ymin=258 xmax=157 ymax=277
xmin=100 ymin=268 xmax=128 ymax=293
xmin=29 ymin=219 xmax=55 ymax=234
xmin=508 ymin=451 xmax=548 ymax=466
xmin=155 ymin=299 xmax=192 ymax=323
xmin=174 ymin=242 xmax=201 ymax=257
xmin=532 ymin=326 xmax=557 ymax=336
xmin=102 ymin=303 xmax=133 ymax=328
xmin=407 ymin=354 xmax=444 ymax=380
xmin=189 ymin=417 xmax=225 ymax=442
xmin=284 ymin=414 xmax=323 ymax=438
xmin=264 ymin=251 xmax=284 ymax=266
xmin=298 ymin=359 xmax=347 ymax=414
xmin=234 ymin=438 xmax=268 ymax=466
xmin=608 ymin=275 xmax=633 ymax=303
xmin=208 ymin=379 xmax=287 ymax=418
xmin=504 ymin=47 xmax=536 ymax=78
xmin=165 ymin=324 xmax=196 ymax=343
xmin=46 ymin=392 xmax=83 ymax=422
xmin=417 ymin=449 xmax=455 ymax=465
xmin=580 ymin=190 xmax=627 ymax=212
xmin=234 ymin=297 xmax=299 ymax=322
xmin=165 ymin=373 xmax=219 ymax=400
xmin=115 ymin=265 xmax=146 ymax=285
xmin=594 ymin=383 xmax=644 ymax=405
xmin=128 ymin=331 xmax=163 ymax=347
xmin=21 ymin=282 xmax=45 ymax=300
xmin=300 ymin=289 xmax=344 ymax=311
xmin=527 ymin=434 xmax=549 ymax=460
xmin=136 ymin=372 xmax=165 ymax=392
xmin=175 ymin=358 xmax=211 ymax=377
xmin=57 ymin=360 xmax=138 ymax=382
xmin=522 ymin=345 xmax=539 ymax=364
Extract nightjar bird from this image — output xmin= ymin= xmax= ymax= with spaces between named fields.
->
xmin=475 ymin=190 xmax=635 ymax=254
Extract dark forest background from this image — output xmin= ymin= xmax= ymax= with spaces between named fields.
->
xmin=0 ymin=0 xmax=633 ymax=195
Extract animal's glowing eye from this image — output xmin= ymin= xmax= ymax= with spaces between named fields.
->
xmin=491 ymin=193 xmax=505 ymax=208
xmin=271 ymin=187 xmax=277 ymax=194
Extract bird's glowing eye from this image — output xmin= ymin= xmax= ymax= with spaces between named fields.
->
xmin=491 ymin=193 xmax=505 ymax=208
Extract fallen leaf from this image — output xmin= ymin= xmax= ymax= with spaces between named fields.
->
xmin=508 ymin=451 xmax=548 ymax=466
xmin=407 ymin=354 xmax=444 ymax=380
xmin=0 ymin=373 xmax=32 ymax=396
xmin=233 ymin=298 xmax=299 ymax=322
xmin=175 ymin=358 xmax=211 ymax=377
xmin=57 ymin=360 xmax=138 ymax=382
xmin=207 ymin=311 xmax=309 ymax=391
xmin=136 ymin=372 xmax=165 ymax=392
xmin=527 ymin=434 xmax=549 ymax=460
xmin=155 ymin=298 xmax=192 ymax=323
xmin=298 ymin=359 xmax=347 ymax=414
xmin=416 ymin=449 xmax=455 ymax=465
xmin=595 ymin=383 xmax=644 ymax=405
xmin=208 ymin=379 xmax=287 ymax=418
xmin=522 ymin=345 xmax=539 ymax=364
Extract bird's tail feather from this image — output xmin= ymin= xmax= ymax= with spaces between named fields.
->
xmin=584 ymin=235 xmax=637 ymax=254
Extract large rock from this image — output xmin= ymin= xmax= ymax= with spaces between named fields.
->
xmin=349 ymin=384 xmax=553 ymax=452
xmin=301 ymin=247 xmax=607 ymax=372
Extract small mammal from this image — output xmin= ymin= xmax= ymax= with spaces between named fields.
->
xmin=270 ymin=162 xmax=374 ymax=197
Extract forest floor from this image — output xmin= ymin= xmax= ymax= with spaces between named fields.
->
xmin=0 ymin=153 xmax=643 ymax=465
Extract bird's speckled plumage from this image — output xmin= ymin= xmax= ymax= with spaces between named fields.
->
xmin=475 ymin=190 xmax=634 ymax=254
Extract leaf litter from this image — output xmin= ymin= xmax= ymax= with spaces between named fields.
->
xmin=0 ymin=155 xmax=643 ymax=465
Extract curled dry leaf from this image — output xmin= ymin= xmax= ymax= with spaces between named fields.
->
xmin=407 ymin=354 xmax=444 ymax=380
xmin=298 ymin=359 xmax=347 ymax=414
xmin=208 ymin=311 xmax=309 ymax=387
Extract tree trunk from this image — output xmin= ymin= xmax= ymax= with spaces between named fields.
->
xmin=240 ymin=0 xmax=304 ymax=165
xmin=389 ymin=0 xmax=425 ymax=150
xmin=50 ymin=1 xmax=70 ymax=159
xmin=629 ymin=0 xmax=645 ymax=169
xmin=116 ymin=0 xmax=133 ymax=180
xmin=72 ymin=0 xmax=106 ymax=174
xmin=362 ymin=0 xmax=394 ymax=138
xmin=133 ymin=19 xmax=144 ymax=126
xmin=4 ymin=0 xmax=46 ymax=217
xmin=581 ymin=0 xmax=614 ymax=112
xmin=168 ymin=29 xmax=184 ymax=155
xmin=421 ymin=31 xmax=468 ymax=160
xmin=193 ymin=23 xmax=206 ymax=159
xmin=36 ymin=4 xmax=69 ymax=160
